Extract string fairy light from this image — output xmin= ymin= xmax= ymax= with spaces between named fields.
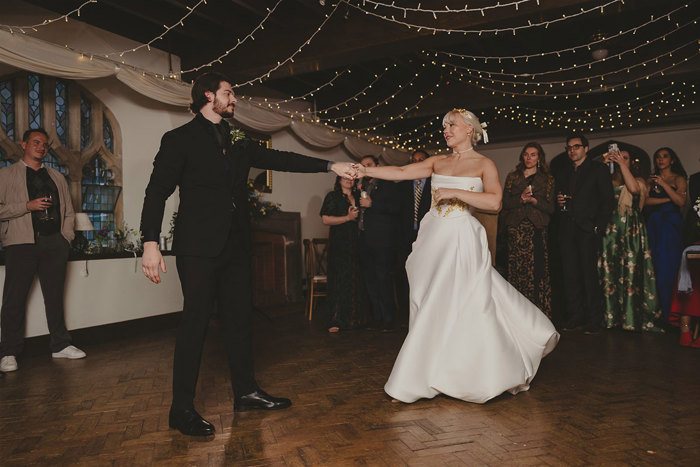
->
xmin=492 ymin=83 xmax=697 ymax=131
xmin=338 ymin=81 xmax=443 ymax=133
xmin=231 ymin=2 xmax=342 ymax=88
xmin=445 ymin=38 xmax=700 ymax=89
xmin=102 ymin=0 xmax=208 ymax=59
xmin=447 ymin=45 xmax=700 ymax=98
xmin=1 ymin=0 xmax=98 ymax=34
xmin=238 ymin=63 xmax=398 ymax=119
xmin=319 ymin=69 xmax=423 ymax=122
xmin=430 ymin=3 xmax=691 ymax=63
xmin=316 ymin=63 xmax=398 ymax=113
xmin=181 ymin=0 xmax=284 ymax=74
xmin=271 ymin=68 xmax=350 ymax=104
xmin=430 ymin=15 xmax=700 ymax=79
xmin=356 ymin=0 xmax=535 ymax=16
xmin=344 ymin=0 xmax=623 ymax=36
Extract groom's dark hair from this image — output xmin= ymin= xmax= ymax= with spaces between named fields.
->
xmin=190 ymin=72 xmax=231 ymax=114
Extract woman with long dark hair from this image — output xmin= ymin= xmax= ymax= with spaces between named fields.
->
xmin=500 ymin=142 xmax=555 ymax=317
xmin=599 ymin=145 xmax=662 ymax=331
xmin=320 ymin=176 xmax=366 ymax=332
xmin=645 ymin=147 xmax=687 ymax=328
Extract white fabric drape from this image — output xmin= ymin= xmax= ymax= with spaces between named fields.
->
xmin=0 ymin=29 xmax=410 ymax=161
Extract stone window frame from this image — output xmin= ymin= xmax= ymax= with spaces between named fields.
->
xmin=0 ymin=71 xmax=123 ymax=227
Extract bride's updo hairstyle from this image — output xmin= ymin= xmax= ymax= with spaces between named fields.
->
xmin=443 ymin=109 xmax=489 ymax=146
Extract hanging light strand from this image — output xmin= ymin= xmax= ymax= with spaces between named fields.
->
xmin=446 ymin=38 xmax=700 ymax=88
xmin=430 ymin=15 xmax=699 ymax=79
xmin=104 ymin=0 xmax=208 ymax=58
xmin=181 ymin=0 xmax=284 ymax=74
xmin=345 ymin=0 xmax=623 ymax=36
xmin=319 ymin=69 xmax=423 ymax=122
xmin=272 ymin=68 xmax=350 ymax=104
xmin=355 ymin=0 xmax=534 ymax=16
xmin=448 ymin=46 xmax=700 ymax=97
xmin=0 ymin=0 xmax=98 ymax=34
xmin=231 ymin=2 xmax=342 ymax=88
xmin=432 ymin=3 xmax=690 ymax=62
xmin=316 ymin=63 xmax=397 ymax=113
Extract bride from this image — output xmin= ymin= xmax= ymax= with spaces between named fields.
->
xmin=356 ymin=109 xmax=559 ymax=404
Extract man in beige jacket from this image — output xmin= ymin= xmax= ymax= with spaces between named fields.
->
xmin=0 ymin=128 xmax=84 ymax=374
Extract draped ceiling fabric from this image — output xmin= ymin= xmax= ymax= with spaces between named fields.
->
xmin=0 ymin=29 xmax=410 ymax=164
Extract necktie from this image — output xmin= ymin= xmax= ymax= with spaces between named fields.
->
xmin=414 ymin=180 xmax=423 ymax=225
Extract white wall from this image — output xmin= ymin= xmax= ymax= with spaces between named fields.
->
xmin=0 ymin=256 xmax=182 ymax=338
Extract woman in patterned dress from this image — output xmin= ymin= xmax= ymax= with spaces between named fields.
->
xmin=598 ymin=146 xmax=662 ymax=331
xmin=500 ymin=142 xmax=555 ymax=317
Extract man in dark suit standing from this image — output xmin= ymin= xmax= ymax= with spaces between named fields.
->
xmin=358 ymin=155 xmax=400 ymax=332
xmin=396 ymin=150 xmax=431 ymax=320
xmin=555 ymin=133 xmax=614 ymax=333
xmin=140 ymin=72 xmax=355 ymax=437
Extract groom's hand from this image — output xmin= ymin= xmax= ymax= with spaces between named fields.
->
xmin=330 ymin=162 xmax=357 ymax=179
xmin=142 ymin=241 xmax=167 ymax=284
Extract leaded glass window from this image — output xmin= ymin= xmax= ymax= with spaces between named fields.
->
xmin=103 ymin=113 xmax=113 ymax=152
xmin=55 ymin=80 xmax=68 ymax=145
xmin=82 ymin=155 xmax=120 ymax=240
xmin=0 ymin=80 xmax=14 ymax=140
xmin=0 ymin=146 xmax=11 ymax=168
xmin=44 ymin=150 xmax=69 ymax=176
xmin=80 ymin=94 xmax=91 ymax=150
xmin=28 ymin=73 xmax=41 ymax=129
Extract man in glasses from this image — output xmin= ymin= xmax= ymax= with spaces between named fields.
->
xmin=555 ymin=133 xmax=614 ymax=333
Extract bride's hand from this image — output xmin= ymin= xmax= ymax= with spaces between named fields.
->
xmin=433 ymin=187 xmax=455 ymax=203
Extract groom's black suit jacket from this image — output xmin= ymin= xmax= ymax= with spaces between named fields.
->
xmin=140 ymin=114 xmax=329 ymax=257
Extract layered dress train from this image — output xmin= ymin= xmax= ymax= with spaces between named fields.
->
xmin=384 ymin=174 xmax=559 ymax=404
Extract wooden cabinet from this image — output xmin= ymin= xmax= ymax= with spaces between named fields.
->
xmin=251 ymin=212 xmax=303 ymax=306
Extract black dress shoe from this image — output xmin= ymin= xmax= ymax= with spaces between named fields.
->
xmin=234 ymin=388 xmax=292 ymax=412
xmin=168 ymin=407 xmax=215 ymax=436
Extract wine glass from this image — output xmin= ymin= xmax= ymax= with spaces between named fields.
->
xmin=38 ymin=192 xmax=54 ymax=221
xmin=559 ymin=191 xmax=572 ymax=212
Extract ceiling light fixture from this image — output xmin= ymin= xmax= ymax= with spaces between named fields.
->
xmin=590 ymin=32 xmax=608 ymax=60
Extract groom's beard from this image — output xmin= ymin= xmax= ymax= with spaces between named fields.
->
xmin=213 ymin=96 xmax=234 ymax=118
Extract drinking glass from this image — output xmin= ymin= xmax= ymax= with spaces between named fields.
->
xmin=38 ymin=193 xmax=54 ymax=221
xmin=560 ymin=192 xmax=572 ymax=212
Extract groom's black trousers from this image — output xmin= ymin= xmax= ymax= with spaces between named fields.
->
xmin=172 ymin=227 xmax=257 ymax=410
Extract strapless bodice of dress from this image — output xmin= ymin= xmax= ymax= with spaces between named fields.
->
xmin=429 ymin=174 xmax=484 ymax=218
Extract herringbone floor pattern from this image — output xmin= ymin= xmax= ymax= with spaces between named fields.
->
xmin=1 ymin=307 xmax=699 ymax=466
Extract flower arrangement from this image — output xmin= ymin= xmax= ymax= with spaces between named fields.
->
xmin=247 ymin=180 xmax=280 ymax=218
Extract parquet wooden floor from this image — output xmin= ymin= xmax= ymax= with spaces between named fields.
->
xmin=1 ymin=306 xmax=699 ymax=466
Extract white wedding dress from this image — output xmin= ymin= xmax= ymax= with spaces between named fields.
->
xmin=385 ymin=174 xmax=559 ymax=404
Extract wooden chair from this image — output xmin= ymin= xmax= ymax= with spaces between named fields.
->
xmin=303 ymin=238 xmax=328 ymax=321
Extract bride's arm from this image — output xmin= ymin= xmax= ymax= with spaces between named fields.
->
xmin=433 ymin=159 xmax=503 ymax=211
xmin=359 ymin=157 xmax=436 ymax=181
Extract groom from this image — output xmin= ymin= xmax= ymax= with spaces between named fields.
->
xmin=140 ymin=72 xmax=356 ymax=436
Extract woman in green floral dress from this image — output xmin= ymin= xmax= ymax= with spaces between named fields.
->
xmin=598 ymin=146 xmax=662 ymax=331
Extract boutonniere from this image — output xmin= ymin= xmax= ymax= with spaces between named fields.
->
xmin=230 ymin=127 xmax=247 ymax=144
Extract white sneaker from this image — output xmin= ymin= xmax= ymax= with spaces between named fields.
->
xmin=0 ymin=355 xmax=18 ymax=372
xmin=52 ymin=345 xmax=86 ymax=360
